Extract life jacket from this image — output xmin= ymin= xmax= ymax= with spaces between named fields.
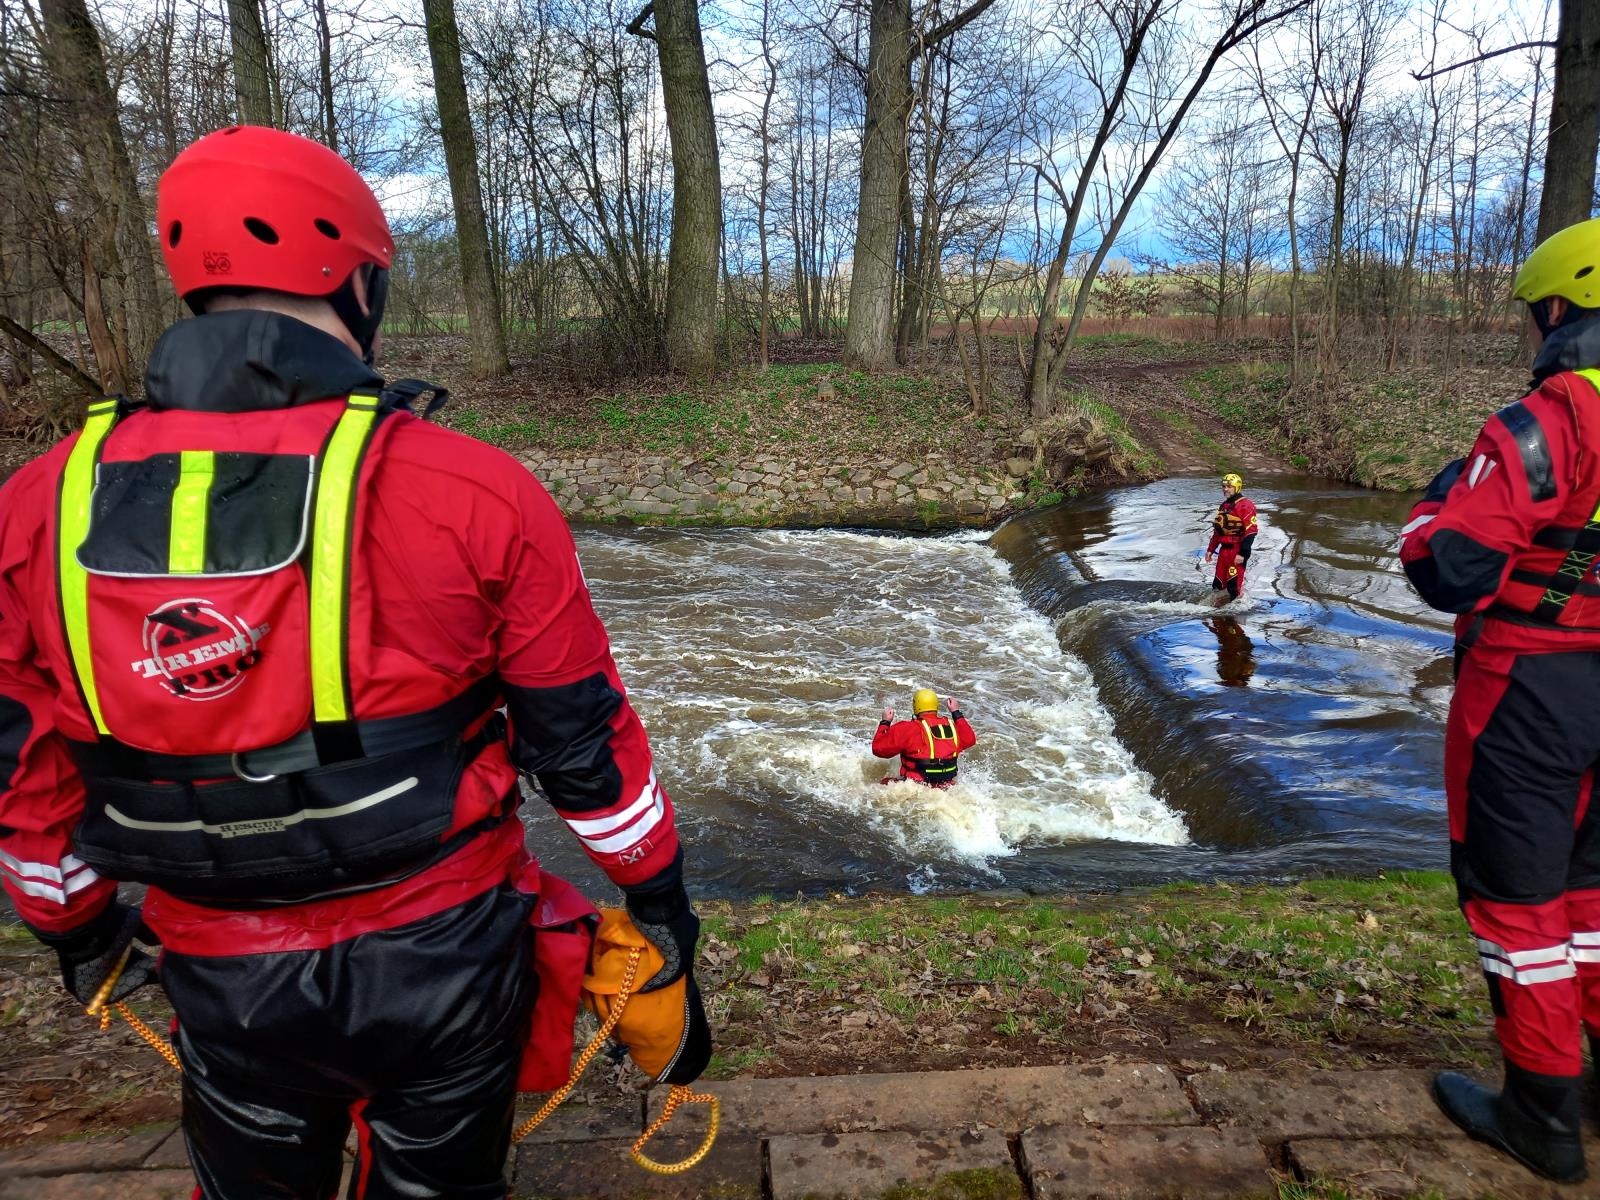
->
xmin=1213 ymin=495 xmax=1249 ymax=541
xmin=902 ymin=716 xmax=962 ymax=786
xmin=1491 ymin=368 xmax=1600 ymax=630
xmin=53 ymin=391 xmax=503 ymax=900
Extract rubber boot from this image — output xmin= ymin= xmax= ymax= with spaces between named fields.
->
xmin=1433 ymin=1063 xmax=1587 ymax=1184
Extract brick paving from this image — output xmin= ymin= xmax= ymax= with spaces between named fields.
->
xmin=6 ymin=1064 xmax=1599 ymax=1198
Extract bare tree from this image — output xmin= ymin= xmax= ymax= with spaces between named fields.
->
xmin=227 ymin=0 xmax=275 ymax=125
xmin=842 ymin=0 xmax=998 ymax=371
xmin=628 ymin=0 xmax=722 ymax=377
xmin=37 ymin=0 xmax=162 ymax=392
xmin=422 ymin=0 xmax=509 ymax=378
xmin=1536 ymin=0 xmax=1600 ymax=238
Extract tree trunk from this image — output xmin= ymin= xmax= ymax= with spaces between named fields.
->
xmin=313 ymin=0 xmax=338 ymax=151
xmin=649 ymin=0 xmax=722 ymax=378
xmin=844 ymin=0 xmax=913 ymax=371
xmin=39 ymin=0 xmax=163 ymax=389
xmin=1536 ymin=0 xmax=1600 ymax=240
xmin=422 ymin=0 xmax=510 ymax=379
xmin=227 ymin=0 xmax=275 ymax=126
xmin=756 ymin=3 xmax=777 ymax=372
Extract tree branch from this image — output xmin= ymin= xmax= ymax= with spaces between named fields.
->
xmin=0 ymin=315 xmax=103 ymax=398
xmin=1411 ymin=39 xmax=1554 ymax=81
xmin=924 ymin=0 xmax=999 ymax=49
xmin=625 ymin=3 xmax=656 ymax=42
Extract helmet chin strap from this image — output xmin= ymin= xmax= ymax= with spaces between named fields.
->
xmin=328 ymin=266 xmax=389 ymax=365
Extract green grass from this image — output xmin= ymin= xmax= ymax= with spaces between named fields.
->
xmin=1153 ymin=407 xmax=1235 ymax=472
xmin=698 ymin=870 xmax=1489 ymax=1071
xmin=443 ymin=363 xmax=977 ymax=460
xmin=1071 ymin=396 xmax=1163 ymax=477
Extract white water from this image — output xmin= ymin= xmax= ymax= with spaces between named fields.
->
xmin=575 ymin=526 xmax=1189 ymax=872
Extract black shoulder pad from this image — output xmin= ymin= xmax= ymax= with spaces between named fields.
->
xmin=1495 ymin=401 xmax=1556 ymax=503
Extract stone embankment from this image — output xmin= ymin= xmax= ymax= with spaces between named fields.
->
xmin=518 ymin=451 xmax=1036 ymax=527
xmin=8 ymin=1064 xmax=1589 ymax=1198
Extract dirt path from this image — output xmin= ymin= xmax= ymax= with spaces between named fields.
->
xmin=1081 ymin=361 xmax=1286 ymax=478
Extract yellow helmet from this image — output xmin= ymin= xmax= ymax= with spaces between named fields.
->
xmin=1512 ymin=217 xmax=1600 ymax=308
xmin=1222 ymin=473 xmax=1243 ymax=491
xmin=912 ymin=688 xmax=939 ymax=715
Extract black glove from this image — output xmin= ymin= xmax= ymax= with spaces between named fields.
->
xmin=662 ymin=975 xmax=714 ymax=1085
xmin=624 ymin=879 xmax=700 ymax=994
xmin=30 ymin=901 xmax=159 ymax=1007
xmin=1423 ymin=457 xmax=1467 ymax=504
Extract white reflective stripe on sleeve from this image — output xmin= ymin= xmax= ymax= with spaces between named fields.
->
xmin=1468 ymin=455 xmax=1498 ymax=488
xmin=0 ymin=849 xmax=96 ymax=886
xmin=5 ymin=866 xmax=99 ymax=906
xmin=564 ymin=772 xmax=661 ymax=839
xmin=1400 ymin=513 xmax=1435 ymax=537
xmin=1570 ymin=931 xmax=1600 ymax=946
xmin=576 ymin=790 xmax=662 ymax=857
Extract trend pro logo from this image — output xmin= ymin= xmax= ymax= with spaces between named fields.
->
xmin=131 ymin=598 xmax=270 ymax=701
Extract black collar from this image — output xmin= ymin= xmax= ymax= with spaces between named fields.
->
xmin=143 ymin=310 xmax=383 ymax=414
xmin=1532 ymin=315 xmax=1600 ymax=386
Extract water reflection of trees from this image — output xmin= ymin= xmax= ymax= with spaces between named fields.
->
xmin=1203 ymin=615 xmax=1255 ymax=688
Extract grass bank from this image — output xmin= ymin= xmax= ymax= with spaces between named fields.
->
xmin=0 ymin=872 xmax=1489 ymax=1144
xmin=1182 ymin=350 xmax=1526 ymax=490
xmin=694 ymin=870 xmax=1486 ymax=1082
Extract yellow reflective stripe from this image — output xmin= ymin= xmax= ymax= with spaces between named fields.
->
xmin=308 ymin=397 xmax=379 ymax=723
xmin=1578 ymin=370 xmax=1600 ymax=524
xmin=167 ymin=450 xmax=215 ymax=573
xmin=58 ymin=402 xmax=120 ymax=735
xmin=920 ymin=719 xmax=955 ymax=759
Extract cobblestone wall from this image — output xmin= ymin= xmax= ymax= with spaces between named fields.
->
xmin=518 ymin=451 xmax=1033 ymax=527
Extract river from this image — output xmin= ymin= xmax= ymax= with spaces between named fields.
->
xmin=520 ymin=475 xmax=1453 ymax=897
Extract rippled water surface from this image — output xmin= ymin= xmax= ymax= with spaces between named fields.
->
xmin=524 ymin=477 xmax=1452 ymax=896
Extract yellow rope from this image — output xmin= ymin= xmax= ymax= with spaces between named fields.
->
xmin=508 ymin=946 xmax=720 ymax=1175
xmin=85 ymin=943 xmax=184 ymax=1071
xmin=85 ymin=935 xmax=719 ymax=1175
xmin=631 ymin=1084 xmax=720 ymax=1175
xmin=510 ymin=948 xmax=642 ymax=1143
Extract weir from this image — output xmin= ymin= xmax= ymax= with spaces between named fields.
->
xmin=524 ymin=476 xmax=1454 ymax=898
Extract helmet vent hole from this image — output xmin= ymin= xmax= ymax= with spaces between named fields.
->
xmin=1577 ymin=266 xmax=1594 ymax=280
xmin=167 ymin=221 xmax=182 ymax=249
xmin=314 ymin=219 xmax=342 ymax=240
xmin=244 ymin=217 xmax=279 ymax=245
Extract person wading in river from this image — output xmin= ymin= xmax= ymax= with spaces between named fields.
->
xmin=1204 ymin=473 xmax=1258 ymax=603
xmin=874 ymin=690 xmax=976 ymax=787
xmin=1400 ymin=215 xmax=1600 ymax=1185
xmin=0 ymin=125 xmax=709 ymax=1198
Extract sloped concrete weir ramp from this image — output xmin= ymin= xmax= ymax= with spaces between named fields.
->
xmin=989 ymin=475 xmax=1454 ymax=882
xmin=523 ymin=476 xmax=1452 ymax=896
xmin=15 ymin=1064 xmax=1599 ymax=1198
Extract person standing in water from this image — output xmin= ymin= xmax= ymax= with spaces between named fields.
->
xmin=1204 ymin=473 xmax=1259 ymax=602
xmin=873 ymin=690 xmax=976 ymax=787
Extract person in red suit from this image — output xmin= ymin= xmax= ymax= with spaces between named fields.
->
xmin=0 ymin=126 xmax=708 ymax=1198
xmin=1204 ymin=473 xmax=1258 ymax=602
xmin=873 ymin=689 xmax=976 ymax=787
xmin=1400 ymin=215 xmax=1600 ymax=1185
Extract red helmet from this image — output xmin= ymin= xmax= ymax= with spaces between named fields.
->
xmin=157 ymin=125 xmax=392 ymax=304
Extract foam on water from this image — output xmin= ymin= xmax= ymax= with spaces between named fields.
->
xmin=575 ymin=527 xmax=1189 ymax=869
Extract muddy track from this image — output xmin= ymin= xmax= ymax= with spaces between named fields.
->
xmin=1072 ymin=361 xmax=1285 ymax=478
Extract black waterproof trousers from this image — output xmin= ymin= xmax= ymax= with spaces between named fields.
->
xmin=159 ymin=881 xmax=537 ymax=1199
